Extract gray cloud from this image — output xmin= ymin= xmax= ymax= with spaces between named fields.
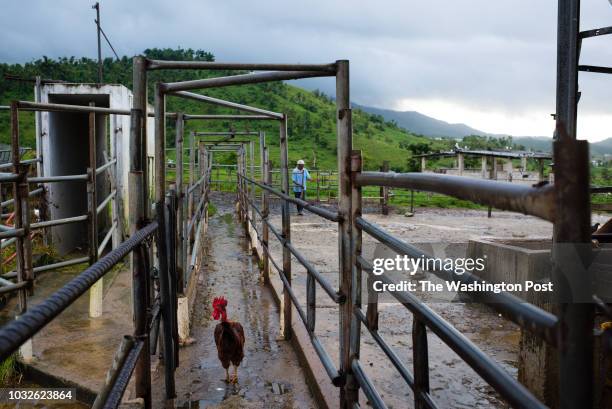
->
xmin=1 ymin=0 xmax=610 ymax=135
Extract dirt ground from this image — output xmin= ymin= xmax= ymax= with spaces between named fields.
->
xmin=157 ymin=207 xmax=317 ymax=409
xmin=259 ymin=196 xmax=609 ymax=409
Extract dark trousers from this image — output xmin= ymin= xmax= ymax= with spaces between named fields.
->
xmin=294 ymin=190 xmax=306 ymax=213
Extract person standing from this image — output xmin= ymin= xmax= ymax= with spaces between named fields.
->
xmin=292 ymin=159 xmax=311 ymax=215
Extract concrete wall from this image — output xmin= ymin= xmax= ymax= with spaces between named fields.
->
xmin=38 ymin=83 xmax=156 ymax=252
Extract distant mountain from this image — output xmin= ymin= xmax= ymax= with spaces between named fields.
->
xmin=355 ymin=103 xmax=612 ymax=156
xmin=354 ymin=104 xmax=485 ymax=139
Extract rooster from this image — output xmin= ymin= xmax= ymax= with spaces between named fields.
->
xmin=212 ymin=296 xmax=245 ymax=384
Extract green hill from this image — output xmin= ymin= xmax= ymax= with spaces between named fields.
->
xmin=0 ymin=48 xmax=448 ymax=171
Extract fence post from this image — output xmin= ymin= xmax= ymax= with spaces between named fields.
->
xmin=279 ymin=116 xmax=292 ymax=340
xmin=262 ymin=147 xmax=270 ymax=284
xmin=336 ymin=60 xmax=356 ymax=408
xmin=380 ymin=160 xmax=389 ymax=215
xmin=133 ymin=56 xmax=149 ymax=219
xmin=250 ymin=140 xmax=256 ymax=242
xmin=156 ymin=201 xmax=176 ymax=403
xmin=87 ymin=104 xmax=102 ymax=318
xmin=129 ymin=107 xmax=151 ymax=408
xmin=412 ymin=318 xmax=430 ymax=409
xmin=175 ymin=113 xmax=185 ymax=293
xmin=349 ymin=150 xmax=363 ymax=405
xmin=553 ymin=1 xmax=593 ymax=408
xmin=188 ymin=131 xmax=195 ymax=240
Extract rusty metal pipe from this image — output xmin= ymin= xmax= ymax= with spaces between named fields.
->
xmin=355 ymin=172 xmax=556 ymax=221
xmin=170 ymin=91 xmax=283 ymax=119
xmin=147 ymin=59 xmax=337 ymax=72
xmin=161 ymin=70 xmax=332 ymax=93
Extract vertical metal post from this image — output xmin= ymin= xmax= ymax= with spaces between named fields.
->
xmin=250 ymin=140 xmax=256 ymax=238
xmin=175 ymin=113 xmax=184 ymax=293
xmin=154 ymin=84 xmax=166 ymax=205
xmin=132 ymin=56 xmax=149 ymax=218
xmin=412 ymin=318 xmax=430 ymax=409
xmin=88 ymin=104 xmax=102 ymax=318
xmin=349 ymin=150 xmax=363 ymax=405
xmin=11 ymin=102 xmax=28 ymax=314
xmin=156 ymin=200 xmax=176 ymax=403
xmin=336 ymin=59 xmax=356 ymax=408
xmin=129 ymin=108 xmax=151 ymax=408
xmin=380 ymin=160 xmax=389 ymax=215
xmin=94 ymin=2 xmax=102 ymax=84
xmin=279 ymin=116 xmax=292 ymax=340
xmin=262 ymin=147 xmax=270 ymax=284
xmin=188 ymin=131 xmax=195 ymax=241
xmin=34 ymin=76 xmax=43 ymax=178
xmin=554 ymin=2 xmax=592 ymax=408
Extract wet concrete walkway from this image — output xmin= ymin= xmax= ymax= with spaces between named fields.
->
xmin=158 ymin=208 xmax=316 ymax=409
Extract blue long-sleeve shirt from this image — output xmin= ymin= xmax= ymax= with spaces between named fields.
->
xmin=292 ymin=168 xmax=311 ymax=192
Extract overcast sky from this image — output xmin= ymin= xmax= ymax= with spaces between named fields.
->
xmin=1 ymin=0 xmax=610 ymax=141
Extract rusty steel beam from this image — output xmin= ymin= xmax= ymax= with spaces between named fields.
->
xmin=147 ymin=59 xmax=337 ymax=72
xmin=170 ymin=91 xmax=283 ymax=119
xmin=355 ymin=172 xmax=555 ymax=222
xmin=160 ymin=70 xmax=332 ymax=93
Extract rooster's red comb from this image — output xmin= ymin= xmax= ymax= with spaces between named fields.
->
xmin=212 ymin=296 xmax=227 ymax=309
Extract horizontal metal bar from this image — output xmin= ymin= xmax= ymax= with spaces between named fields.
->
xmin=355 ymin=172 xmax=555 ymax=221
xmin=18 ymin=101 xmax=131 ymax=115
xmin=195 ymin=131 xmax=260 ymax=136
xmin=591 ymin=186 xmax=612 ymax=194
xmin=241 ymin=174 xmax=340 ymax=222
xmin=97 ymin=190 xmax=117 ymax=214
xmin=0 ymin=172 xmax=22 ymax=183
xmin=33 ymin=256 xmax=90 ymax=274
xmin=0 ymin=221 xmax=158 ymax=361
xmin=30 ymin=214 xmax=88 ymax=230
xmin=98 ymin=222 xmax=117 ymax=257
xmin=147 ymin=59 xmax=337 ymax=72
xmin=161 ymin=70 xmax=332 ymax=93
xmin=96 ymin=159 xmax=117 ymax=175
xmin=171 ymin=91 xmax=283 ymax=119
xmin=579 ymin=26 xmax=612 ymax=38
xmin=0 ymin=228 xmax=24 ymax=239
xmin=243 ymin=192 xmax=344 ymax=303
xmin=12 ymin=101 xmax=178 ymax=118
xmin=1 ymin=237 xmax=16 ymax=250
xmin=357 ymin=256 xmax=547 ymax=409
xmin=352 ymin=360 xmax=388 ymax=409
xmin=355 ymin=218 xmax=558 ymax=345
xmin=0 ymin=187 xmax=44 ymax=209
xmin=29 ymin=174 xmax=88 ymax=183
xmin=578 ymin=65 xmax=612 ymax=74
xmin=0 ymin=281 xmax=28 ymax=295
xmin=184 ymin=114 xmax=274 ymax=121
xmin=0 ymin=158 xmax=41 ymax=171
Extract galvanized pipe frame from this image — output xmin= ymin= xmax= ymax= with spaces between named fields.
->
xmin=0 ymin=220 xmax=158 ymax=361
xmin=355 ymin=171 xmax=556 ymax=222
xmin=354 ymin=216 xmax=559 ymax=344
xmin=355 ymin=255 xmax=547 ymax=409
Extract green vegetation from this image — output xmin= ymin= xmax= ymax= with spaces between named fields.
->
xmin=0 ymin=354 xmax=18 ymax=385
xmin=0 ymin=48 xmax=452 ymax=171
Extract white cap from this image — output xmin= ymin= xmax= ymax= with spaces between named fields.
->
xmin=297 ymin=159 xmax=305 ymax=165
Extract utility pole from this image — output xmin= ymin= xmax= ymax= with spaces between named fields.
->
xmin=93 ymin=2 xmax=102 ymax=84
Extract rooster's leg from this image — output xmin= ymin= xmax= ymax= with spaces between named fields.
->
xmin=230 ymin=366 xmax=238 ymax=384
xmin=225 ymin=367 xmax=230 ymax=383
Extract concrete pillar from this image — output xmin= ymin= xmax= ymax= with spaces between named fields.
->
xmin=421 ymin=156 xmax=426 ymax=172
xmin=507 ymin=159 xmax=513 ymax=181
xmin=537 ymin=159 xmax=545 ymax=182
xmin=481 ymin=156 xmax=487 ymax=178
xmin=521 ymin=156 xmax=528 ymax=172
xmin=457 ymin=153 xmax=464 ymax=176
xmin=491 ymin=157 xmax=498 ymax=180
